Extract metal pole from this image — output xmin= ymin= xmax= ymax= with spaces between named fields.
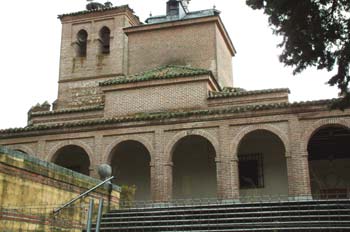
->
xmin=86 ymin=199 xmax=94 ymax=232
xmin=95 ymin=198 xmax=104 ymax=232
xmin=54 ymin=176 xmax=114 ymax=215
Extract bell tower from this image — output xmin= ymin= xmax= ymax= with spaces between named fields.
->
xmin=55 ymin=2 xmax=140 ymax=110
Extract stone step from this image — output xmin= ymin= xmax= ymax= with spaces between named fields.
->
xmin=99 ymin=214 xmax=350 ymax=227
xmin=89 ymin=199 xmax=350 ymax=232
xmin=102 ymin=209 xmax=350 ymax=222
xmin=106 ymin=203 xmax=349 ymax=218
xmin=95 ymin=221 xmax=350 ymax=232
xmin=112 ymin=199 xmax=350 ymax=213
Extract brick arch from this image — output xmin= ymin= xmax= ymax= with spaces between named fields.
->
xmin=7 ymin=144 xmax=35 ymax=157
xmin=165 ymin=129 xmax=219 ymax=164
xmin=231 ymin=124 xmax=290 ymax=159
xmin=301 ymin=118 xmax=350 ymax=153
xmin=47 ymin=140 xmax=94 ymax=163
xmin=104 ymin=135 xmax=154 ymax=164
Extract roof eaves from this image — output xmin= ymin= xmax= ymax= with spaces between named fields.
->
xmin=0 ymin=98 xmax=340 ymax=135
xmin=30 ymin=105 xmax=105 ymax=117
xmin=99 ymin=65 xmax=212 ymax=87
xmin=208 ymin=88 xmax=291 ymax=99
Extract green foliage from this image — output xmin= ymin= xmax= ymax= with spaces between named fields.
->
xmin=246 ymin=0 xmax=350 ymax=108
xmin=120 ymin=185 xmax=137 ymax=208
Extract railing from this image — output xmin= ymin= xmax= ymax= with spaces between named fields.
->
xmin=53 ymin=176 xmax=114 ymax=215
xmin=0 ymin=177 xmax=115 ymax=231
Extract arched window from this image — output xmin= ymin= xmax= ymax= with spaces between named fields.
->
xmin=77 ymin=29 xmax=88 ymax=57
xmin=99 ymin=26 xmax=111 ymax=54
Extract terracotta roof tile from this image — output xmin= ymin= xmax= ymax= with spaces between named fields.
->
xmin=0 ymin=98 xmax=340 ymax=135
xmin=99 ymin=65 xmax=212 ymax=86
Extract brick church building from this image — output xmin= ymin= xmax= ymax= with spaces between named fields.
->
xmin=0 ymin=0 xmax=349 ymax=203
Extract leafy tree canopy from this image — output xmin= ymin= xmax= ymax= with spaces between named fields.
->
xmin=246 ymin=0 xmax=350 ymax=108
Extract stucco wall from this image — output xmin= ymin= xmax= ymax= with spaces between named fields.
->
xmin=0 ymin=147 xmax=120 ymax=231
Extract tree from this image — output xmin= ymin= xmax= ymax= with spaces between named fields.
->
xmin=246 ymin=0 xmax=350 ymax=108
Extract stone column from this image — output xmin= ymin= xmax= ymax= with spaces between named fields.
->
xmin=287 ymin=118 xmax=312 ymax=199
xmin=217 ymin=125 xmax=240 ymax=201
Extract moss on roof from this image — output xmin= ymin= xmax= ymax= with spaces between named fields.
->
xmin=0 ymin=98 xmax=340 ymax=136
xmin=209 ymin=88 xmax=290 ymax=99
xmin=99 ymin=65 xmax=212 ymax=86
xmin=30 ymin=105 xmax=104 ymax=117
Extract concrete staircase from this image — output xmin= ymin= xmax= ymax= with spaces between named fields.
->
xmin=92 ymin=199 xmax=350 ymax=231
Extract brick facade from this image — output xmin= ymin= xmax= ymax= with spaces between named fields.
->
xmin=0 ymin=3 xmax=349 ymax=202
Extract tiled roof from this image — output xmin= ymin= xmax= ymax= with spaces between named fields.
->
xmin=99 ymin=65 xmax=212 ymax=86
xmin=208 ymin=88 xmax=290 ymax=99
xmin=0 ymin=99 xmax=340 ymax=135
xmin=30 ymin=105 xmax=104 ymax=117
xmin=58 ymin=5 xmax=133 ymax=19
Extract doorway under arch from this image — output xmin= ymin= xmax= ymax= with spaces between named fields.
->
xmin=237 ymin=129 xmax=288 ymax=199
xmin=308 ymin=125 xmax=350 ymax=199
xmin=172 ymin=135 xmax=217 ymax=199
xmin=110 ymin=140 xmax=151 ymax=201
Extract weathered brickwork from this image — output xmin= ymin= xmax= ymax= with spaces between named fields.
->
xmin=57 ymin=7 xmax=140 ymax=110
xmin=125 ymin=17 xmax=235 ymax=87
xmin=1 ymin=3 xmax=349 ymax=203
xmin=2 ymin=108 xmax=349 ymax=201
xmin=104 ymin=77 xmax=210 ymax=117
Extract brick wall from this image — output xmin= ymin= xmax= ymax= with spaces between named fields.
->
xmin=57 ymin=10 xmax=136 ymax=109
xmin=127 ymin=21 xmax=218 ymax=75
xmin=103 ymin=77 xmax=210 ymax=117
xmin=2 ymin=108 xmax=349 ymax=202
xmin=215 ymin=26 xmax=234 ymax=87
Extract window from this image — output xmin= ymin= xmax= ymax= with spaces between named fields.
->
xmin=239 ymin=153 xmax=264 ymax=189
xmin=99 ymin=26 xmax=111 ymax=54
xmin=77 ymin=29 xmax=88 ymax=57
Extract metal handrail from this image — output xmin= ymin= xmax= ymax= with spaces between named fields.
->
xmin=53 ymin=176 xmax=114 ymax=215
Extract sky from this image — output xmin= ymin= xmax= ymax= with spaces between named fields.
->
xmin=0 ymin=0 xmax=339 ymax=129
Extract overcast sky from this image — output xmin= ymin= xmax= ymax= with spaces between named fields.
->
xmin=0 ymin=0 xmax=339 ymax=129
